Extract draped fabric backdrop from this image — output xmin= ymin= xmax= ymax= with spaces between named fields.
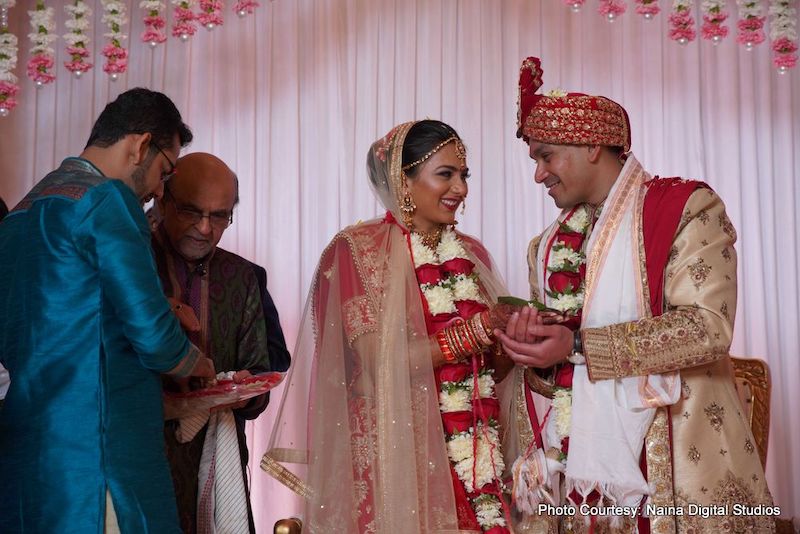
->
xmin=0 ymin=0 xmax=798 ymax=528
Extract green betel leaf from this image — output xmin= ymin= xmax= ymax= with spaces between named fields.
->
xmin=497 ymin=296 xmax=530 ymax=307
xmin=497 ymin=295 xmax=549 ymax=311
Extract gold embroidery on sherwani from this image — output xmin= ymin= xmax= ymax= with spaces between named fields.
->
xmin=718 ymin=212 xmax=736 ymax=239
xmin=688 ymin=258 xmax=712 ymax=289
xmin=674 ymin=472 xmax=776 ymax=532
xmin=721 ymin=246 xmax=732 ymax=263
xmin=704 ymin=402 xmax=725 ymax=432
xmin=688 ymin=445 xmax=701 ymax=464
xmin=646 ymin=408 xmax=678 ymax=534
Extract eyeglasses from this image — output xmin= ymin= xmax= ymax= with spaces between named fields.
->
xmin=153 ymin=142 xmax=177 ymax=183
xmin=164 ymin=187 xmax=234 ymax=230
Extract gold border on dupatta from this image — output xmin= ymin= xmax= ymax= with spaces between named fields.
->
xmin=634 ymin=174 xmax=677 ymax=534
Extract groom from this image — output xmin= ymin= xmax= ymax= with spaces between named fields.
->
xmin=497 ymin=56 xmax=774 ymax=532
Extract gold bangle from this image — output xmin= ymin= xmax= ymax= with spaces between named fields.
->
xmin=470 ymin=315 xmax=493 ymax=347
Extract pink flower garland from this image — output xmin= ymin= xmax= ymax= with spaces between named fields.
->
xmin=63 ymin=1 xmax=92 ymax=76
xmin=701 ymin=0 xmax=729 ymax=42
xmin=100 ymin=1 xmax=128 ymax=77
xmin=669 ymin=0 xmax=697 ymax=43
xmin=736 ymin=17 xmax=766 ymax=47
xmin=172 ymin=1 xmax=197 ymax=39
xmin=769 ymin=0 xmax=798 ymax=72
xmin=233 ymin=0 xmax=259 ymax=16
xmin=635 ymin=0 xmax=662 ymax=18
xmin=141 ymin=1 xmax=167 ymax=46
xmin=773 ymin=37 xmax=798 ymax=68
xmin=198 ymin=0 xmax=224 ymax=29
xmin=26 ymin=1 xmax=56 ymax=86
xmin=598 ymin=0 xmax=628 ymax=20
xmin=0 ymin=80 xmax=18 ymax=113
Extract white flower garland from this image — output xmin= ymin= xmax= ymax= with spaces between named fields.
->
xmin=100 ymin=0 xmax=128 ymax=77
xmin=552 ymin=388 xmax=572 ymax=442
xmin=447 ymin=424 xmax=505 ymax=493
xmin=473 ymin=493 xmax=507 ymax=530
xmin=26 ymin=1 xmax=56 ymax=86
xmin=28 ymin=3 xmax=55 ymax=56
xmin=544 ymin=206 xmax=590 ymax=314
xmin=0 ymin=0 xmax=18 ymax=115
xmin=768 ymin=0 xmax=798 ymax=71
xmin=413 ymin=227 xmax=507 ymax=530
xmin=63 ymin=1 xmax=93 ymax=76
xmin=439 ymin=370 xmax=496 ymax=412
xmin=0 ymin=31 xmax=16 ymax=83
xmin=101 ymin=1 xmax=128 ymax=42
xmin=412 ymin=228 xmax=486 ymax=316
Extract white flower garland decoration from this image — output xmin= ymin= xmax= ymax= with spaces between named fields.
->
xmin=101 ymin=0 xmax=128 ymax=79
xmin=552 ymin=388 xmax=573 ymax=442
xmin=27 ymin=1 xmax=57 ymax=86
xmin=473 ymin=493 xmax=507 ymax=530
xmin=412 ymin=228 xmax=486 ymax=316
xmin=63 ymin=1 xmax=92 ymax=77
xmin=447 ymin=424 xmax=505 ymax=493
xmin=0 ymin=0 xmax=18 ymax=116
xmin=769 ymin=0 xmax=798 ymax=71
xmin=736 ymin=0 xmax=766 ymax=50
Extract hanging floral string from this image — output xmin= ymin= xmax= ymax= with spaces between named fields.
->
xmin=598 ymin=0 xmax=628 ymax=21
xmin=635 ymin=0 xmax=661 ymax=19
xmin=563 ymin=0 xmax=587 ymax=13
xmin=198 ymin=0 xmax=224 ymax=30
xmin=769 ymin=0 xmax=798 ymax=72
xmin=140 ymin=0 xmax=167 ymax=48
xmin=233 ymin=0 xmax=259 ymax=17
xmin=171 ymin=0 xmax=197 ymax=41
xmin=0 ymin=0 xmax=18 ymax=116
xmin=701 ymin=0 xmax=729 ymax=43
xmin=736 ymin=0 xmax=767 ymax=49
xmin=669 ymin=0 xmax=697 ymax=43
xmin=101 ymin=1 xmax=128 ymax=81
xmin=63 ymin=1 xmax=92 ymax=78
xmin=26 ymin=1 xmax=56 ymax=87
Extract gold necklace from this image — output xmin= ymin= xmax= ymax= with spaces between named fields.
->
xmin=413 ymin=225 xmax=444 ymax=249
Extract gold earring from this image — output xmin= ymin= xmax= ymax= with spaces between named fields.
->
xmin=401 ymin=189 xmax=416 ymax=229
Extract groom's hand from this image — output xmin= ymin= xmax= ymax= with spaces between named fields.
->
xmin=493 ymin=306 xmax=572 ymax=368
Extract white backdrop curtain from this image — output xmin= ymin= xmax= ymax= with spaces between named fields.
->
xmin=0 ymin=0 xmax=797 ymax=528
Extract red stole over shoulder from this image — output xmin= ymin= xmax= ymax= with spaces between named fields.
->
xmin=642 ymin=177 xmax=708 ymax=316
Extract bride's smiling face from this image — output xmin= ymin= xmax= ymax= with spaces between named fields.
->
xmin=406 ymin=142 xmax=470 ymax=233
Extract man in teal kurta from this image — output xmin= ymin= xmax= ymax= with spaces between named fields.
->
xmin=0 ymin=88 xmax=215 ymax=533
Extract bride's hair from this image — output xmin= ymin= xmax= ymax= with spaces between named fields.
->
xmin=401 ymin=120 xmax=462 ymax=176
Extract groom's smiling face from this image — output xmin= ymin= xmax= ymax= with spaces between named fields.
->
xmin=529 ymin=142 xmax=595 ymax=209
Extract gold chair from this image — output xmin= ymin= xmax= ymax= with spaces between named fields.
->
xmin=730 ymin=356 xmax=770 ymax=470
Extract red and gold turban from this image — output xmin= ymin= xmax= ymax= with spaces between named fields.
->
xmin=516 ymin=56 xmax=631 ymax=152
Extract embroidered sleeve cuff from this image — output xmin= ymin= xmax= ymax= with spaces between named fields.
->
xmin=168 ymin=343 xmax=202 ymax=377
xmin=583 ymin=309 xmax=727 ymax=381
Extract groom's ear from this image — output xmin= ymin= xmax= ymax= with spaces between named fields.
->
xmin=586 ymin=145 xmax=603 ymax=164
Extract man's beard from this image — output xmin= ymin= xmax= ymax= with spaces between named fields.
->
xmin=129 ymin=151 xmax=157 ymax=204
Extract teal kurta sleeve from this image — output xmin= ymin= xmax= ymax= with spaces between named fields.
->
xmin=73 ymin=181 xmax=195 ymax=372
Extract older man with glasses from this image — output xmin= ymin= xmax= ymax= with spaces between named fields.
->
xmin=151 ymin=152 xmax=290 ymax=534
